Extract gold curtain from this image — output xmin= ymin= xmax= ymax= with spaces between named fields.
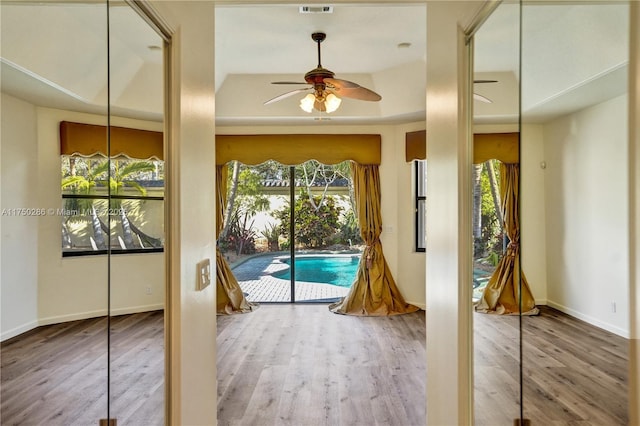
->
xmin=215 ymin=164 xmax=256 ymax=315
xmin=475 ymin=163 xmax=538 ymax=315
xmin=329 ymin=163 xmax=419 ymax=316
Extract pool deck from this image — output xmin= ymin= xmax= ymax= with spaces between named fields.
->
xmin=231 ymin=253 xmax=353 ymax=302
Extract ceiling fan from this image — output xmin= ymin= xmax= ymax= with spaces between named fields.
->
xmin=473 ymin=80 xmax=497 ymax=103
xmin=264 ymin=32 xmax=382 ymax=113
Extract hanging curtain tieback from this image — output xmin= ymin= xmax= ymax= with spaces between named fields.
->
xmin=364 ymin=239 xmax=380 ymax=269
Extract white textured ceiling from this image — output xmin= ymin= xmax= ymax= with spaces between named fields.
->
xmin=0 ymin=2 xmax=631 ymax=126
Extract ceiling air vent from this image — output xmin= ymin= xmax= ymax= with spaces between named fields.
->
xmin=299 ymin=6 xmax=333 ymax=14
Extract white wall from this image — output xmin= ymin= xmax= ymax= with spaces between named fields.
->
xmin=1 ymin=93 xmax=39 ymax=340
xmin=520 ymin=123 xmax=548 ymax=304
xmin=543 ymin=94 xmax=629 ymax=337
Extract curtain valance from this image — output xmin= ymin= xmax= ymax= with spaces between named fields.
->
xmin=405 ymin=130 xmax=520 ymax=164
xmin=60 ymin=121 xmax=164 ymax=160
xmin=216 ymin=134 xmax=381 ymax=166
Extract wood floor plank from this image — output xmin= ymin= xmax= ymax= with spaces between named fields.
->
xmin=1 ymin=311 xmax=164 ymax=426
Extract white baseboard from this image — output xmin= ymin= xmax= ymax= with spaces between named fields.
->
xmin=1 ymin=320 xmax=39 ymax=342
xmin=110 ymin=303 xmax=164 ymax=316
xmin=546 ymin=300 xmax=629 ymax=339
xmin=38 ymin=308 xmax=108 ymax=327
xmin=4 ymin=305 xmax=166 ymax=341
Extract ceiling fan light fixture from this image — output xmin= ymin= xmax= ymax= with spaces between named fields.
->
xmin=324 ymin=93 xmax=341 ymax=113
xmin=300 ymin=92 xmax=342 ymax=113
xmin=300 ymin=93 xmax=316 ymax=112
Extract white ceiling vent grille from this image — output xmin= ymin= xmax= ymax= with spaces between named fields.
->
xmin=299 ymin=6 xmax=333 ymax=14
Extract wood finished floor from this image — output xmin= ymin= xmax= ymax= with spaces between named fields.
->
xmin=217 ymin=304 xmax=427 ymax=426
xmin=474 ymin=305 xmax=628 ymax=426
xmin=1 ymin=305 xmax=628 ymax=426
xmin=0 ymin=310 xmax=164 ymax=426
xmin=219 ymin=305 xmax=628 ymax=426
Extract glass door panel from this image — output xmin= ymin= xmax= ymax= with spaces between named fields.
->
xmin=1 ymin=1 xmax=110 ymax=424
xmin=520 ymin=2 xmax=630 ymax=423
xmin=223 ymin=160 xmax=292 ymax=303
xmin=294 ymin=160 xmax=359 ymax=303
xmin=107 ymin=1 xmax=165 ymax=424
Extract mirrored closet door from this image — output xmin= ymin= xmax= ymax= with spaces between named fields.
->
xmin=471 ymin=2 xmax=523 ymax=424
xmin=520 ymin=2 xmax=630 ymax=424
xmin=1 ymin=1 xmax=166 ymax=424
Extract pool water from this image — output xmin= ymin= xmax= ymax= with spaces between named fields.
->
xmin=274 ymin=256 xmax=359 ymax=288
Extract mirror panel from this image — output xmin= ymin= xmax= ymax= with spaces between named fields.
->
xmin=1 ymin=2 xmax=166 ymax=424
xmin=1 ymin=2 xmax=110 ymax=423
xmin=107 ymin=1 xmax=165 ymax=424
xmin=520 ymin=2 xmax=630 ymax=423
xmin=472 ymin=2 xmax=522 ymax=424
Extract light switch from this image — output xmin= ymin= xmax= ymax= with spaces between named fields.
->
xmin=196 ymin=258 xmax=211 ymax=291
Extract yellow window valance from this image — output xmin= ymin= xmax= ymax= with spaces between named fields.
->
xmin=216 ymin=134 xmax=381 ymax=166
xmin=60 ymin=121 xmax=164 ymax=160
xmin=405 ymin=130 xmax=520 ymax=164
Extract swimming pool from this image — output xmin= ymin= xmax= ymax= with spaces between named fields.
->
xmin=273 ymin=255 xmax=360 ymax=288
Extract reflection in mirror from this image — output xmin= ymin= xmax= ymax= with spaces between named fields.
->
xmin=472 ymin=2 xmax=523 ymax=425
xmin=521 ymin=2 xmax=629 ymax=424
xmin=1 ymin=2 xmax=110 ymax=424
xmin=107 ymin=2 xmax=165 ymax=425
xmin=1 ymin=1 xmax=165 ymax=424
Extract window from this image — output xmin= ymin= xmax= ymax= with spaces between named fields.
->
xmin=415 ymin=160 xmax=426 ymax=252
xmin=61 ymin=155 xmax=164 ymax=256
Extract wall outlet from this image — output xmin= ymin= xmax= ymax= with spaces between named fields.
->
xmin=145 ymin=286 xmax=152 ymax=295
xmin=196 ymin=258 xmax=211 ymax=291
xmin=611 ymin=302 xmax=616 ymax=313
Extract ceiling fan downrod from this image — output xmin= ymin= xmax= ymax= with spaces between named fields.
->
xmin=312 ymin=32 xmax=326 ymax=68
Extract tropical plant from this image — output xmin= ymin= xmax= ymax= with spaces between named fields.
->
xmin=261 ymin=222 xmax=281 ymax=252
xmin=61 ymin=159 xmax=109 ymax=248
xmin=275 ymin=193 xmax=342 ymax=248
xmin=337 ymin=209 xmax=362 ymax=247
xmin=221 ymin=161 xmax=271 ymax=239
xmin=224 ymin=207 xmax=257 ymax=255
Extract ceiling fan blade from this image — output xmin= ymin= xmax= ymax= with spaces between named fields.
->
xmin=324 ymin=78 xmax=381 ymax=101
xmin=264 ymin=87 xmax=311 ymax=105
xmin=323 ymin=77 xmax=361 ymax=89
xmin=271 ymin=81 xmax=308 ymax=85
xmin=474 ymin=92 xmax=493 ymax=103
xmin=473 ymin=79 xmax=498 ymax=84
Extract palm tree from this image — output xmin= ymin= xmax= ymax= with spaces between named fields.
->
xmin=107 ymin=159 xmax=157 ymax=248
xmin=62 ymin=159 xmax=109 ymax=249
xmin=61 ymin=158 xmax=158 ymax=250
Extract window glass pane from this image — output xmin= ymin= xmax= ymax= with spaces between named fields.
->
xmin=61 ymin=155 xmax=164 ymax=254
xmin=110 ymin=199 xmax=164 ymax=249
xmin=62 ymin=199 xmax=110 ymax=252
xmin=416 ymin=160 xmax=427 ymax=197
xmin=61 ymin=155 xmax=109 ymax=197
xmin=417 ymin=199 xmax=426 ymax=251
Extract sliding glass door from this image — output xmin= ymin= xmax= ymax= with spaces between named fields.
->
xmin=220 ymin=160 xmax=358 ymax=303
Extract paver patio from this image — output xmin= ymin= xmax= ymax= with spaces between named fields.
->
xmin=231 ymin=253 xmax=352 ymax=302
